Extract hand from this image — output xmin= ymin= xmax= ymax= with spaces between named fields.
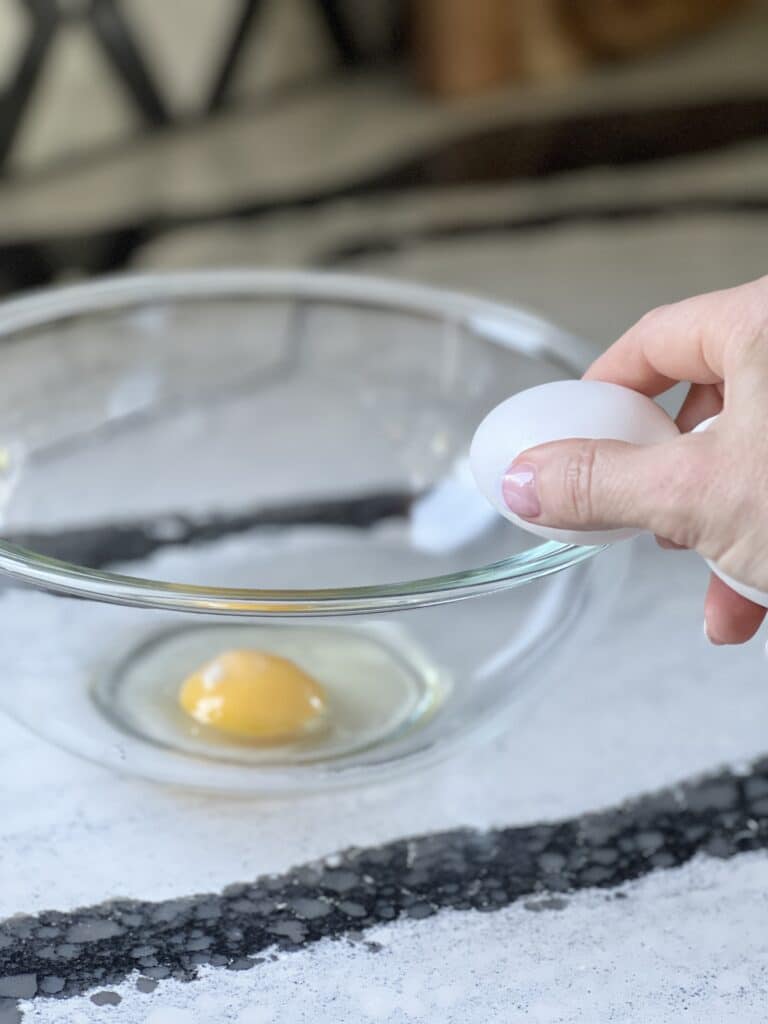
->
xmin=504 ymin=276 xmax=768 ymax=645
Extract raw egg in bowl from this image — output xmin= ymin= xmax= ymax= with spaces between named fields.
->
xmin=0 ymin=271 xmax=627 ymax=793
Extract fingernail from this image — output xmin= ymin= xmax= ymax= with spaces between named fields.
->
xmin=502 ymin=461 xmax=541 ymax=519
xmin=703 ymin=619 xmax=725 ymax=646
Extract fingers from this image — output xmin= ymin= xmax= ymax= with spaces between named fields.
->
xmin=584 ymin=277 xmax=768 ymax=396
xmin=507 ymin=427 xmax=768 ymax=648
xmin=568 ymin=277 xmax=768 ymax=649
xmin=704 ymin=572 xmax=766 ymax=645
xmin=504 ymin=434 xmax=709 ymax=544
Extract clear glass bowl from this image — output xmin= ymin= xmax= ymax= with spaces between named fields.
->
xmin=0 ymin=270 xmax=626 ymax=793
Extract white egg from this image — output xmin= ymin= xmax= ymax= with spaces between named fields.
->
xmin=693 ymin=415 xmax=768 ymax=607
xmin=470 ymin=379 xmax=679 ymax=546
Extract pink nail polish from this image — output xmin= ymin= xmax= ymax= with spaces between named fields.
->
xmin=502 ymin=461 xmax=541 ymax=519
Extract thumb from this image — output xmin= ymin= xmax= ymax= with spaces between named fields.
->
xmin=502 ymin=434 xmax=710 ymax=545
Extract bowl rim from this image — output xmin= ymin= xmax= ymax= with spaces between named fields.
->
xmin=0 ymin=269 xmax=601 ymax=615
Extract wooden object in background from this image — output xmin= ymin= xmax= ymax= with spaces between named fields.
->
xmin=413 ymin=0 xmax=520 ymax=98
xmin=414 ymin=0 xmax=750 ymax=98
xmin=565 ymin=0 xmax=749 ymax=56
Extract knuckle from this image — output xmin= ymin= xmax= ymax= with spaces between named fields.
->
xmin=636 ymin=304 xmax=673 ymax=336
xmin=562 ymin=441 xmax=599 ymax=523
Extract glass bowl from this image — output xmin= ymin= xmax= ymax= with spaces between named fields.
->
xmin=0 ymin=270 xmax=626 ymax=794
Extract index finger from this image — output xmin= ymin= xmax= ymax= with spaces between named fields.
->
xmin=583 ymin=279 xmax=765 ymax=396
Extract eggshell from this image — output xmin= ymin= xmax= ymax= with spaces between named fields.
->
xmin=470 ymin=380 xmax=679 ymax=546
xmin=693 ymin=415 xmax=768 ymax=607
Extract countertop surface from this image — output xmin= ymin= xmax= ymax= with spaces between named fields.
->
xmin=2 ymin=534 xmax=768 ymax=1023
xmin=4 ymin=55 xmax=768 ymax=1013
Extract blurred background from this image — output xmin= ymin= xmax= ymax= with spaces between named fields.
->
xmin=0 ymin=0 xmax=767 ymax=348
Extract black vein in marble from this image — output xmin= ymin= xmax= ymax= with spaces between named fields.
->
xmin=2 ymin=757 xmax=768 ymax=1015
xmin=1 ymin=492 xmax=413 ymax=572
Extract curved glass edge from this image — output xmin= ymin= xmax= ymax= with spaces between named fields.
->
xmin=0 ymin=540 xmax=605 ymax=614
xmin=0 ymin=269 xmax=602 ymax=613
xmin=0 ymin=268 xmax=598 ymax=371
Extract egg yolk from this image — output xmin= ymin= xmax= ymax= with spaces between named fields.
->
xmin=178 ymin=649 xmax=327 ymax=742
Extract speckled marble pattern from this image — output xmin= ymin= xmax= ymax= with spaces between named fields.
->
xmin=3 ymin=750 xmax=768 ymax=1014
xmin=23 ymin=852 xmax=768 ymax=1024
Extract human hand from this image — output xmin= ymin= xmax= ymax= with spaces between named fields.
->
xmin=502 ymin=276 xmax=768 ymax=645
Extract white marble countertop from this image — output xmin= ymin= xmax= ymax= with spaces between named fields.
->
xmin=2 ymin=534 xmax=768 ymax=1023
xmin=4 ymin=126 xmax=768 ymax=1018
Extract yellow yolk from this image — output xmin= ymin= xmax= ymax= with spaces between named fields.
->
xmin=178 ymin=649 xmax=327 ymax=741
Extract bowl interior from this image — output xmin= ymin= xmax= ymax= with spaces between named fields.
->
xmin=0 ymin=275 xmax=582 ymax=600
xmin=0 ymin=273 xmax=617 ymax=792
